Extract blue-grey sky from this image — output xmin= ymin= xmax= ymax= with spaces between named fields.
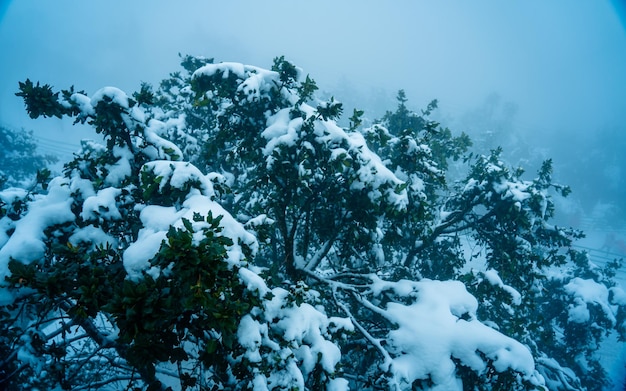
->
xmin=0 ymin=1 xmax=625 ymax=157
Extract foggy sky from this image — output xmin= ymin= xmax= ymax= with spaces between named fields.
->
xmin=1 ymin=1 xmax=625 ymax=157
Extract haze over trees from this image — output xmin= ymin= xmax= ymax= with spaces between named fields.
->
xmin=0 ymin=124 xmax=57 ymax=190
xmin=1 ymin=55 xmax=624 ymax=390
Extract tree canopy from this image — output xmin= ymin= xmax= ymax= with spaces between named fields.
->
xmin=1 ymin=55 xmax=624 ymax=391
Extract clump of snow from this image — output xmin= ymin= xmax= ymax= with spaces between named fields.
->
xmin=68 ymin=225 xmax=117 ymax=250
xmin=194 ymin=62 xmax=247 ymax=80
xmin=122 ymin=204 xmax=183 ymax=278
xmin=486 ymin=163 xmax=503 ymax=173
xmin=244 ymin=214 xmax=275 ymax=231
xmin=536 ymin=356 xmax=580 ymax=391
xmin=142 ymin=119 xmax=183 ymax=161
xmin=142 ymin=160 xmax=214 ymax=196
xmin=80 ymin=187 xmax=122 ymax=222
xmin=564 ymin=277 xmax=616 ymax=325
xmin=0 ymin=177 xmax=75 ymax=278
xmin=369 ymin=276 xmax=543 ymax=388
xmin=91 ymin=86 xmax=130 ymax=109
xmin=104 ymin=146 xmax=134 ymax=186
xmin=610 ymin=286 xmax=626 ymax=306
xmin=326 ymin=378 xmax=349 ymax=391
xmin=123 ymin=192 xmax=257 ymax=280
xmin=237 ymin=314 xmax=265 ymax=363
xmin=68 ymin=92 xmax=95 ymax=116
xmin=278 ymin=301 xmax=342 ymax=373
xmin=262 ymin=106 xmax=409 ymax=211
xmin=244 ymin=285 xmax=352 ymax=389
xmin=192 ymin=62 xmax=283 ymax=106
xmin=483 ymin=269 xmax=522 ymax=305
xmin=493 ymin=180 xmax=531 ymax=203
xmin=183 ymin=194 xmax=258 ymax=258
xmin=231 ymin=273 xmax=352 ymax=390
xmin=238 ymin=267 xmax=270 ymax=297
xmin=0 ymin=187 xmax=29 ymax=248
xmin=0 ymin=178 xmax=77 ymax=305
xmin=16 ymin=333 xmax=44 ymax=375
xmin=261 ymin=109 xmax=301 ymax=159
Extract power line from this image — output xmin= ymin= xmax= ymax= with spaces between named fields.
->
xmin=37 ymin=140 xmax=78 ymax=151
xmin=35 ymin=135 xmax=81 ymax=149
xmin=36 ymin=141 xmax=79 ymax=155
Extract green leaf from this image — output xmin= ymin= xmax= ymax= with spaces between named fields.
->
xmin=15 ymin=79 xmax=67 ymax=119
xmin=205 ymin=339 xmax=218 ymax=354
xmin=182 ymin=218 xmax=193 ymax=233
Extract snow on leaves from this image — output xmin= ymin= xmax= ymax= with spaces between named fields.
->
xmin=3 ymin=55 xmax=624 ymax=391
xmin=366 ymin=276 xmax=542 ymax=388
xmin=263 ymin=106 xmax=409 ymax=211
xmin=233 ymin=283 xmax=354 ymax=390
xmin=564 ymin=277 xmax=622 ymax=325
xmin=0 ymin=177 xmax=75 ymax=280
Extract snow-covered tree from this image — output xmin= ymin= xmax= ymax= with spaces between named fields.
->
xmin=0 ymin=124 xmax=57 ymax=189
xmin=1 ymin=55 xmax=624 ymax=390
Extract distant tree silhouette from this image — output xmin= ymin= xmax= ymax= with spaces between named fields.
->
xmin=0 ymin=124 xmax=56 ymax=189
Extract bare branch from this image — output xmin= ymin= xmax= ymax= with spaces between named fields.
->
xmin=72 ymin=376 xmax=137 ymax=391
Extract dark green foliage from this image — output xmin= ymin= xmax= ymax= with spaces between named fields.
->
xmin=382 ymin=91 xmax=472 ymax=172
xmin=104 ymin=213 xmax=253 ymax=385
xmin=16 ymin=79 xmax=68 ymax=119
xmin=17 ymin=81 xmax=137 ymax=152
xmin=133 ymin=82 xmax=156 ymax=106
xmin=297 ymin=75 xmax=319 ymax=105
xmin=2 ymin=212 xmax=249 ymax=389
xmin=316 ymin=97 xmax=343 ymax=121
xmin=272 ymin=55 xmax=299 ymax=86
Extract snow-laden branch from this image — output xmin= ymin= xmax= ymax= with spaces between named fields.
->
xmin=302 ymin=238 xmax=334 ymax=271
xmin=43 ymin=317 xmax=76 ymax=342
xmin=535 ymin=357 xmax=581 ymax=391
xmin=332 ymin=288 xmax=393 ymax=373
xmin=58 ymin=301 xmax=117 ymax=349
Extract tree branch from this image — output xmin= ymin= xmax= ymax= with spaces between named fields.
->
xmin=56 ymin=300 xmax=167 ymax=390
xmin=302 ymin=208 xmax=348 ymax=272
xmin=332 ymin=288 xmax=393 ymax=373
xmin=72 ymin=376 xmax=137 ymax=391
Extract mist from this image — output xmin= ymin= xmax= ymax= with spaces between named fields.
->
xmin=1 ymin=3 xmax=625 ymax=219
xmin=2 ymin=2 xmax=625 ymax=128
xmin=2 ymin=0 xmax=625 ymax=224
xmin=0 ymin=0 xmax=626 ymax=217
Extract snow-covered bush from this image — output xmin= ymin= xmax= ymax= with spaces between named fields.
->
xmin=1 ymin=55 xmax=623 ymax=390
